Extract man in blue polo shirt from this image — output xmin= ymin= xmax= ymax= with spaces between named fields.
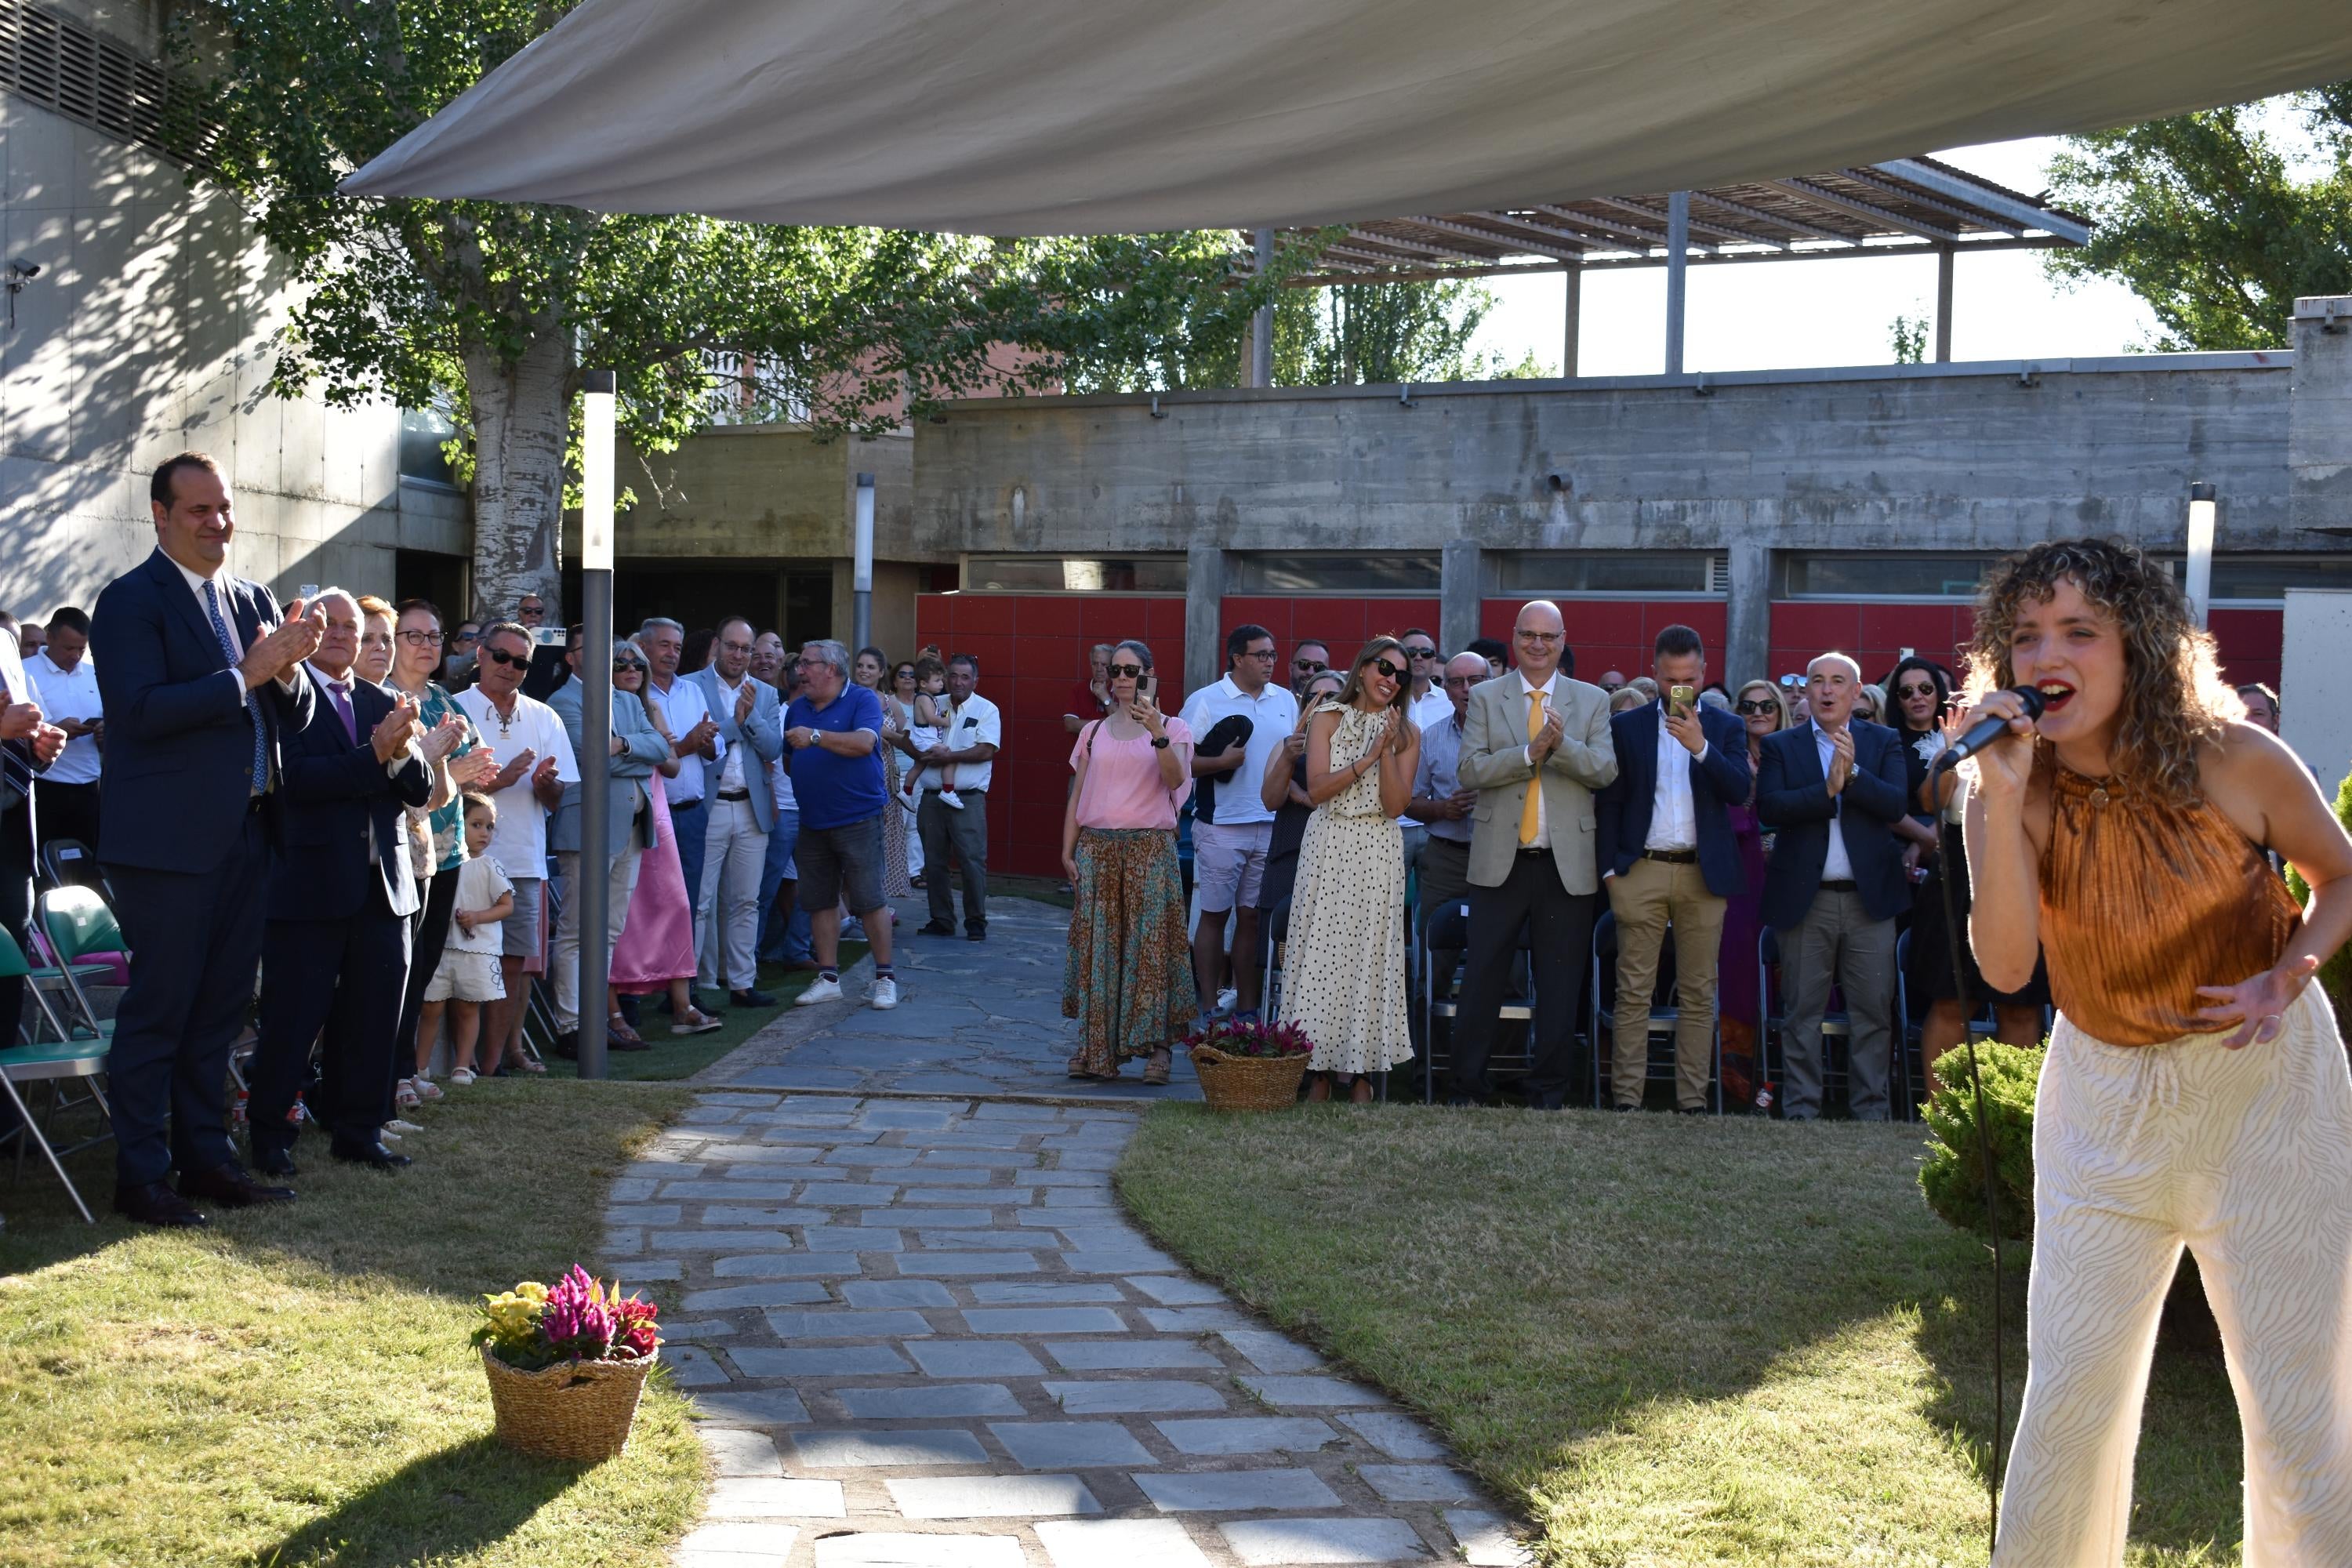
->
xmin=781 ymin=639 xmax=898 ymax=1010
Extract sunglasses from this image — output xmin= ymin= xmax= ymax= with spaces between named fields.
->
xmin=1107 ymin=663 xmax=1147 ymax=679
xmin=1897 ymin=683 xmax=1937 ymax=699
xmin=615 ymin=659 xmax=646 ymax=673
xmin=1370 ymin=659 xmax=1407 ymax=681
xmin=1735 ymin=699 xmax=1779 ymax=715
xmin=452 ymin=632 xmax=479 ymax=645
xmin=1403 ymin=645 xmax=1436 ymax=659
xmin=517 ymin=605 xmax=546 ymax=617
xmin=1293 ymin=659 xmax=1327 ymax=673
xmin=482 ymin=646 xmax=530 ymax=669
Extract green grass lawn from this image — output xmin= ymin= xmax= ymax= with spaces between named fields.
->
xmin=539 ymin=950 xmax=865 ymax=1083
xmin=1119 ymin=1104 xmax=2243 ymax=1567
xmin=0 ymin=1079 xmax=702 ymax=1568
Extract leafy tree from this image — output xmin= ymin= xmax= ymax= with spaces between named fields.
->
xmin=2045 ymin=87 xmax=2352 ymax=349
xmin=1889 ymin=310 xmax=1929 ymax=365
xmin=180 ymin=2 xmax=1261 ymax=617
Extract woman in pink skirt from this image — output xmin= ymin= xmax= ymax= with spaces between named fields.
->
xmin=612 ymin=640 xmax=721 ymax=1035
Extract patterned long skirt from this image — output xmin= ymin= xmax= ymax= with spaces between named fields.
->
xmin=1062 ymin=828 xmax=1192 ymax=1074
xmin=879 ymin=744 xmax=914 ymax=899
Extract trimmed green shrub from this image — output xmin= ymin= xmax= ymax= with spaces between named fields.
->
xmin=2286 ymin=764 xmax=2352 ymax=1037
xmin=1919 ymin=1040 xmax=2044 ymax=1240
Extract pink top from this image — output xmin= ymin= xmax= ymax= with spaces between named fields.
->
xmin=1071 ymin=717 xmax=1196 ymax=829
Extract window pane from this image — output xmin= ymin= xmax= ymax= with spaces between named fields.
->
xmin=965 ymin=556 xmax=1186 ymax=593
xmin=1783 ymin=554 xmax=1989 ymax=599
xmin=1229 ymin=554 xmax=1441 ymax=593
xmin=2199 ymin=556 xmax=2352 ymax=602
xmin=399 ymin=408 xmax=459 ymax=486
xmin=1499 ymin=553 xmax=1715 ymax=594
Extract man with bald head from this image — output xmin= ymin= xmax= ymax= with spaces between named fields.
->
xmin=1449 ymin=601 xmax=1617 ymax=1107
xmin=1756 ymin=651 xmax=1911 ymax=1120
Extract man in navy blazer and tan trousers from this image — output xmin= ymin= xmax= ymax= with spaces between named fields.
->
xmin=1595 ymin=625 xmax=1752 ymax=1112
xmin=92 ymin=453 xmax=322 ymax=1226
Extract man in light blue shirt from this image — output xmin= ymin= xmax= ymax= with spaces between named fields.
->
xmin=685 ymin=617 xmax=785 ymax=1007
xmin=1406 ymin=652 xmax=1484 ymax=927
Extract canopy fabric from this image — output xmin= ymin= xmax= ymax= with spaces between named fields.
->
xmin=343 ymin=0 xmax=2352 ymax=235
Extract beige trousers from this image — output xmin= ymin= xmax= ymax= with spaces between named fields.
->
xmin=1604 ymin=855 xmax=1726 ymax=1110
xmin=1996 ymin=984 xmax=2352 ymax=1565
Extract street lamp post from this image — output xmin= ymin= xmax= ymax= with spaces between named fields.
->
xmin=853 ymin=471 xmax=875 ymax=656
xmin=577 ymin=369 xmax=617 ymax=1080
xmin=2186 ymin=481 xmax=2217 ymax=630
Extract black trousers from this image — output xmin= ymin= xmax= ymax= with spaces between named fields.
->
xmin=394 ymin=866 xmax=459 ymax=1086
xmin=1449 ymin=849 xmax=1597 ymax=1103
xmin=34 ymin=778 xmax=101 ymax=862
xmin=918 ymin=789 xmax=989 ymax=934
xmin=252 ymin=877 xmax=412 ymax=1152
xmin=103 ymin=809 xmax=268 ymax=1185
xmin=0 ymin=796 xmax=31 ymax=1044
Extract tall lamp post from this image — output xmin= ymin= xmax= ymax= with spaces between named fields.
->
xmin=2186 ymin=481 xmax=2216 ymax=630
xmin=853 ymin=471 xmax=875 ymax=655
xmin=576 ymin=369 xmax=617 ymax=1080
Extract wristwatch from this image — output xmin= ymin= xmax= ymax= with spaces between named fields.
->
xmin=1151 ymin=735 xmax=1171 ymax=750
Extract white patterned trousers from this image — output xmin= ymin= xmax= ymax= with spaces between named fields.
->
xmin=1996 ymin=983 xmax=2352 ymax=1566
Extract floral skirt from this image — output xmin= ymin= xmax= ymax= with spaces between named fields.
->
xmin=1062 ymin=828 xmax=1192 ymax=1073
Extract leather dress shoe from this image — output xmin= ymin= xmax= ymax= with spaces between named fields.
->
xmin=114 ymin=1181 xmax=207 ymax=1228
xmin=965 ymin=927 xmax=985 ymax=942
xmin=1443 ymin=1093 xmax=1479 ymax=1108
xmin=915 ymin=921 xmax=956 ymax=937
xmin=179 ymin=1163 xmax=296 ymax=1207
xmin=331 ymin=1138 xmax=413 ymax=1169
xmin=252 ymin=1146 xmax=299 ymax=1178
xmin=729 ymin=988 xmax=777 ymax=1008
xmin=553 ymin=1030 xmax=581 ymax=1060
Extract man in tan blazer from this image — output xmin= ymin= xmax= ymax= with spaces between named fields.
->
xmin=1448 ymin=600 xmax=1617 ymax=1107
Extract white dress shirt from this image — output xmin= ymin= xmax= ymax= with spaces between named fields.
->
xmin=1810 ymin=720 xmax=1856 ymax=882
xmin=918 ymin=690 xmax=1003 ymax=793
xmin=1642 ymin=702 xmax=1704 ymax=852
xmin=644 ymin=674 xmax=712 ymax=804
xmin=164 ymin=552 xmax=299 ymax=708
xmin=712 ymin=671 xmax=752 ymax=792
xmin=27 ymin=651 xmax=101 ymax=784
xmin=1515 ymin=670 xmax=1561 ymax=849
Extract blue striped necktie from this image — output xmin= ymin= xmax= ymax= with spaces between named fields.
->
xmin=203 ymin=579 xmax=269 ymax=793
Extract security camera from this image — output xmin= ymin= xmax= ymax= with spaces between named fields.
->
xmin=6 ymin=261 xmax=38 ymax=281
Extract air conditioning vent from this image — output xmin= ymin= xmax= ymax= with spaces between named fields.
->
xmin=1706 ymin=554 xmax=1731 ymax=594
xmin=0 ymin=2 xmax=220 ymax=170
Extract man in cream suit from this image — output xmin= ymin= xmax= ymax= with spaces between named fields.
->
xmin=1448 ymin=601 xmax=1617 ymax=1108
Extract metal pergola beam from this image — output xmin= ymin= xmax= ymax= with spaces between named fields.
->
xmin=1407 ymin=212 xmax=1592 ymax=263
xmin=1875 ymin=158 xmax=2091 ymax=245
xmin=1275 ymin=233 xmax=2067 ymax=288
xmin=1590 ymin=195 xmax=1729 ymax=252
xmin=1689 ymin=189 xmax=1856 ymax=244
xmin=1531 ymin=202 xmax=1679 ymax=252
xmin=1769 ymin=176 xmax=1962 ymax=244
xmin=1345 ymin=226 xmax=1500 ymax=266
xmin=1838 ymin=165 xmax=2024 ymax=237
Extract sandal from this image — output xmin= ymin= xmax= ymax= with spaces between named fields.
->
xmin=394 ymin=1078 xmax=422 ymax=1112
xmin=1067 ymin=1053 xmax=1122 ymax=1082
xmin=506 ymin=1052 xmax=548 ymax=1076
xmin=448 ymin=1066 xmax=477 ymax=1087
xmin=1142 ymin=1048 xmax=1172 ymax=1087
xmin=410 ymin=1074 xmax=445 ymax=1102
xmin=608 ymin=1012 xmax=646 ymax=1047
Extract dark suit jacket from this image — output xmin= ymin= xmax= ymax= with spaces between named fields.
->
xmin=267 ymin=666 xmax=432 ymax=920
xmin=91 ymin=550 xmax=315 ymax=873
xmin=1755 ymin=720 xmax=1912 ymax=929
xmin=1594 ymin=701 xmax=1752 ymax=897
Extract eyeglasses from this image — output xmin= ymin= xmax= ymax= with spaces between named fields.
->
xmin=452 ymin=631 xmax=479 ymax=646
xmin=1403 ymin=645 xmax=1436 ymax=659
xmin=396 ymin=629 xmax=441 ymax=647
xmin=1241 ymin=647 xmax=1277 ymax=660
xmin=1442 ymin=674 xmax=1477 ymax=688
xmin=481 ymin=646 xmax=530 ymax=669
xmin=1293 ymin=659 xmax=1327 ymax=673
xmin=1515 ymin=629 xmax=1563 ymax=644
xmin=1370 ymin=659 xmax=1407 ymax=681
xmin=615 ymin=658 xmax=647 ymax=673
xmin=1107 ymin=663 xmax=1146 ymax=679
xmin=719 ymin=640 xmax=754 ymax=655
xmin=1734 ymin=699 xmax=1779 ymax=715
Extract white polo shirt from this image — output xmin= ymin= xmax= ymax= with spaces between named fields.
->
xmin=453 ymin=685 xmax=580 ymax=878
xmin=1178 ymin=674 xmax=1300 ymax=828
xmin=27 ymin=650 xmax=102 ymax=784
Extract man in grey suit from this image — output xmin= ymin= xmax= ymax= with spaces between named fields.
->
xmin=686 ymin=617 xmax=786 ymax=1007
xmin=1448 ymin=601 xmax=1619 ymax=1107
xmin=549 ymin=626 xmax=673 ymax=1056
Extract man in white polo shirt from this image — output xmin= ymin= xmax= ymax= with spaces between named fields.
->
xmin=1178 ymin=623 xmax=1298 ymax=1025
xmin=27 ymin=605 xmax=103 ymax=855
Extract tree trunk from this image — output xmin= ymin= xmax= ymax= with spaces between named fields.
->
xmin=464 ymin=332 xmax=572 ymax=625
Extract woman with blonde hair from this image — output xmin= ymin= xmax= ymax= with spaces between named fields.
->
xmin=1276 ymin=636 xmax=1421 ymax=1102
xmin=1958 ymin=538 xmax=2352 ymax=1563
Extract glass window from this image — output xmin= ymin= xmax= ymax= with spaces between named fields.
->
xmin=1497 ymin=553 xmax=1718 ymax=595
xmin=399 ymin=407 xmax=460 ymax=488
xmin=1228 ymin=554 xmax=1442 ymax=594
xmin=1780 ymin=554 xmax=1991 ymax=600
xmin=2172 ymin=556 xmax=2352 ymax=603
xmin=964 ymin=556 xmax=1187 ymax=593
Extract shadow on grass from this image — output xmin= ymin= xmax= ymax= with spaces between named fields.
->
xmin=255 ymin=1434 xmax=590 ymax=1568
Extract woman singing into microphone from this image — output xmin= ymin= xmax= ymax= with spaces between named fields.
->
xmin=1958 ymin=539 xmax=2352 ymax=1564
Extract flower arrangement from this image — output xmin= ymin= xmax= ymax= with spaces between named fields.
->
xmin=474 ymin=1265 xmax=659 ymax=1371
xmin=1183 ymin=1015 xmax=1312 ymax=1059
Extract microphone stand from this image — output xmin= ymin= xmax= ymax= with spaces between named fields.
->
xmin=1929 ymin=745 xmax=2006 ymax=1553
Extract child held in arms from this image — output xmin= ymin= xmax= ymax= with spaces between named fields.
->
xmin=901 ymin=655 xmax=963 ymax=810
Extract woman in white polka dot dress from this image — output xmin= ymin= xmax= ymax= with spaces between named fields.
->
xmin=1276 ymin=636 xmax=1421 ymax=1102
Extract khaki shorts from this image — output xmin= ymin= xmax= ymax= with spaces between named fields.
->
xmin=502 ymin=877 xmax=543 ymax=959
xmin=1192 ymin=818 xmax=1272 ymax=913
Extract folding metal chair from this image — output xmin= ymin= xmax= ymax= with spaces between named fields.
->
xmin=0 ymin=928 xmax=111 ymax=1223
xmin=38 ymin=837 xmax=115 ymax=903
xmin=1590 ymin=908 xmax=1722 ymax=1112
xmin=1262 ymin=898 xmax=1290 ymax=1023
xmin=1417 ymin=899 xmax=1535 ymax=1102
xmin=1758 ymin=925 xmax=1853 ymax=1116
xmin=35 ymin=885 xmax=124 ymax=1045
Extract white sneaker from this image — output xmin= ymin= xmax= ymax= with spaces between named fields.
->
xmin=797 ymin=976 xmax=844 ymax=1006
xmin=939 ymin=789 xmax=964 ymax=811
xmin=385 ymin=1117 xmax=424 ymax=1134
xmin=869 ymin=977 xmax=899 ymax=1010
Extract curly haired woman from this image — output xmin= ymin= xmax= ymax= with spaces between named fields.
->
xmin=1956 ymin=538 xmax=2352 ymax=1564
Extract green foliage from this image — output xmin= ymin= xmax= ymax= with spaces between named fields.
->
xmin=2286 ymin=764 xmax=2352 ymax=1033
xmin=2045 ymin=85 xmax=2352 ymax=349
xmin=1918 ymin=1040 xmax=2045 ymax=1240
xmin=1889 ymin=310 xmax=1929 ymax=365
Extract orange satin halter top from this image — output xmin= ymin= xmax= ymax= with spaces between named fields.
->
xmin=2035 ymin=755 xmax=2301 ymax=1046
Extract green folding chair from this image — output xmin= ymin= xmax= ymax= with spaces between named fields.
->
xmin=38 ymin=885 xmax=125 ymax=1044
xmin=0 ymin=928 xmax=111 ymax=1224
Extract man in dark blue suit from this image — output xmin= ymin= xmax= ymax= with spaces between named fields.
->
xmin=1595 ymin=625 xmax=1752 ymax=1112
xmin=1756 ymin=652 xmax=1912 ymax=1120
xmin=92 ymin=452 xmax=323 ymax=1226
xmin=249 ymin=589 xmax=430 ymax=1174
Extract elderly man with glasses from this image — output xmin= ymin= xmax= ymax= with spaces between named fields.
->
xmin=685 ymin=616 xmax=786 ymax=1007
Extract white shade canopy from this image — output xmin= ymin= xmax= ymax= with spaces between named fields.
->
xmin=342 ymin=0 xmax=2352 ymax=236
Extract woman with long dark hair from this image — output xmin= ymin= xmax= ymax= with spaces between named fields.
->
xmin=855 ymin=645 xmax=914 ymax=901
xmin=1959 ymin=539 xmax=2352 ymax=1561
xmin=1276 ymin=636 xmax=1420 ymax=1102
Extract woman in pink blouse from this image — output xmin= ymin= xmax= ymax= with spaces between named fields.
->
xmin=1061 ymin=639 xmax=1196 ymax=1083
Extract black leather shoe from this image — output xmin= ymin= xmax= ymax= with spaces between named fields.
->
xmin=553 ymin=1030 xmax=580 ymax=1059
xmin=331 ymin=1138 xmax=413 ymax=1169
xmin=180 ymin=1163 xmax=296 ymax=1207
xmin=1443 ymin=1093 xmax=1479 ymax=1108
xmin=965 ymin=927 xmax=985 ymax=942
xmin=1676 ymin=1104 xmax=1708 ymax=1116
xmin=1613 ymin=1102 xmax=1640 ymax=1112
xmin=114 ymin=1181 xmax=208 ymax=1227
xmin=729 ymin=989 xmax=777 ymax=1008
xmin=916 ymin=921 xmax=956 ymax=937
xmin=252 ymin=1146 xmax=299 ymax=1178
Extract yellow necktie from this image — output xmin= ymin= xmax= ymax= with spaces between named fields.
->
xmin=1519 ymin=688 xmax=1545 ymax=845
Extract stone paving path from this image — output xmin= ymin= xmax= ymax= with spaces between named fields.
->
xmin=607 ymin=1094 xmax=1527 ymax=1568
xmin=704 ymin=896 xmax=1204 ymax=1105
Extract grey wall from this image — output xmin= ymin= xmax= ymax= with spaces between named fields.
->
xmin=611 ymin=424 xmax=924 ymax=562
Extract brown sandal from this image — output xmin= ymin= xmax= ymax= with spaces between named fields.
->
xmin=1142 ymin=1048 xmax=1171 ymax=1086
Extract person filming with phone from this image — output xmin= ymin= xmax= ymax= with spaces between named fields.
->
xmin=1594 ymin=625 xmax=1752 ymax=1113
xmin=1178 ymin=625 xmax=1298 ymax=1028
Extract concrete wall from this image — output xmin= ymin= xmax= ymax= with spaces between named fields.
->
xmin=2283 ymin=588 xmax=2352 ymax=792
xmin=612 ymin=424 xmax=921 ymax=561
xmin=2 ymin=85 xmax=430 ymax=616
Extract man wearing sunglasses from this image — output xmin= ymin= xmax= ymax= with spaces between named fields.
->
xmin=1287 ymin=641 xmax=1332 ymax=695
xmin=1179 ymin=623 xmax=1298 ymax=1025
xmin=1450 ymin=600 xmax=1617 ymax=1109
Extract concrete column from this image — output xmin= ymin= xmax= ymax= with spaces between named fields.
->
xmin=2289 ymin=295 xmax=2352 ymax=535
xmin=1247 ymin=228 xmax=1276 ymax=389
xmin=1724 ymin=539 xmax=1773 ymax=687
xmin=1664 ymin=191 xmax=1690 ymax=376
xmin=1562 ymin=263 xmax=1582 ymax=378
xmin=1934 ymin=246 xmax=1955 ymax=363
xmin=1440 ymin=539 xmax=1483 ymax=658
xmin=1185 ymin=543 xmax=1227 ymax=695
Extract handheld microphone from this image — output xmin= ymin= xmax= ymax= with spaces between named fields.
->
xmin=1938 ymin=686 xmax=2048 ymax=767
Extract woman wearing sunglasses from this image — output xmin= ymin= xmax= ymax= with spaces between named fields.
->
xmin=1715 ymin=680 xmax=1789 ymax=1102
xmin=1061 ymin=641 xmax=1195 ymax=1083
xmin=610 ymin=639 xmax=724 ymax=1037
xmin=1276 ymin=636 xmax=1421 ymax=1102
